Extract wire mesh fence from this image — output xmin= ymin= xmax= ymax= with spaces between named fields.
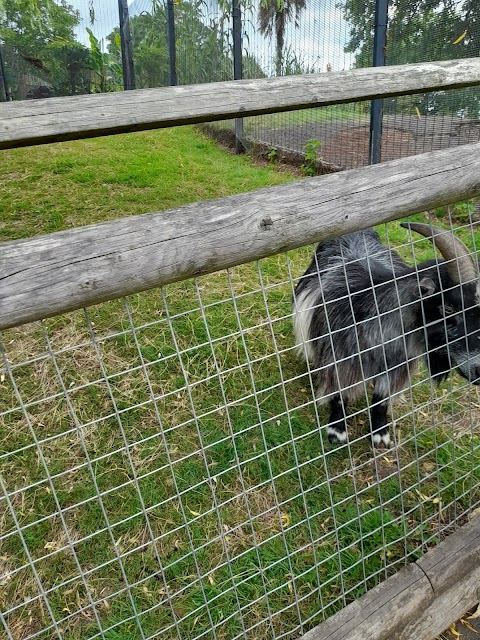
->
xmin=2 ymin=205 xmax=480 ymax=640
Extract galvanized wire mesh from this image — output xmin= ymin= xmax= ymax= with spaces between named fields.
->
xmin=381 ymin=0 xmax=480 ymax=159
xmin=2 ymin=206 xmax=480 ymax=639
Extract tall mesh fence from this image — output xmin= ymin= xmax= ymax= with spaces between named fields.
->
xmin=2 ymin=206 xmax=480 ymax=639
xmin=237 ymin=0 xmax=364 ymax=166
xmin=381 ymin=0 xmax=480 ymax=164
xmin=1 ymin=0 xmax=479 ymax=168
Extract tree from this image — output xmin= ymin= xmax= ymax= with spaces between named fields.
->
xmin=107 ymin=1 xmax=265 ymax=89
xmin=342 ymin=0 xmax=480 ymax=115
xmin=258 ymin=0 xmax=306 ymax=77
xmin=0 ymin=0 xmax=90 ymax=98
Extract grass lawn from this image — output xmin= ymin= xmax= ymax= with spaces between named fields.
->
xmin=1 ymin=126 xmax=479 ymax=640
xmin=208 ymin=104 xmax=369 ymax=140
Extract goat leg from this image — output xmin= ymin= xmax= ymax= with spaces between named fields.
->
xmin=370 ymin=393 xmax=391 ymax=448
xmin=327 ymin=395 xmax=348 ymax=444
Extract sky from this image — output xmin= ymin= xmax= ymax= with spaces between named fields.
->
xmin=70 ymin=0 xmax=355 ymax=74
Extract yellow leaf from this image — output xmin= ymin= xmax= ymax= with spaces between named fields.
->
xmin=208 ymin=574 xmax=215 ymax=585
xmin=460 ymin=618 xmax=478 ymax=633
xmin=284 ymin=573 xmax=293 ymax=592
xmin=449 ymin=623 xmax=461 ymax=638
xmin=281 ymin=513 xmax=291 ymax=526
xmin=452 ymin=30 xmax=467 ymax=44
xmin=415 ymin=106 xmax=421 ymax=119
xmin=415 ymin=489 xmax=441 ymax=504
xmin=44 ymin=541 xmax=58 ymax=550
xmin=187 ymin=507 xmax=201 ymax=517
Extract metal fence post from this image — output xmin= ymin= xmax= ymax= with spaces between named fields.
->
xmin=0 ymin=40 xmax=11 ymax=101
xmin=232 ymin=0 xmax=245 ymax=153
xmin=118 ymin=0 xmax=136 ymax=90
xmin=369 ymin=0 xmax=388 ymax=164
xmin=167 ymin=0 xmax=177 ymax=86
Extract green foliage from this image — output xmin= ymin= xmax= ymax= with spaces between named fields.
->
xmin=432 ymin=200 xmax=475 ymax=223
xmin=0 ymin=0 xmax=90 ymax=98
xmin=86 ymin=27 xmax=121 ymax=93
xmin=106 ymin=1 xmax=264 ymax=89
xmin=258 ymin=0 xmax=306 ymax=76
xmin=281 ymin=44 xmax=316 ymax=75
xmin=301 ymin=138 xmax=321 ymax=176
xmin=341 ymin=0 xmax=480 ymax=116
xmin=242 ymin=52 xmax=267 ymax=79
xmin=1 ymin=0 xmax=266 ymax=98
xmin=267 ymin=146 xmax=278 ymax=163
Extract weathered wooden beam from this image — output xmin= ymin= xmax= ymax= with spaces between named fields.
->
xmin=401 ymin=562 xmax=480 ymax=640
xmin=1 ymin=142 xmax=480 ymax=331
xmin=416 ymin=511 xmax=480 ymax=597
xmin=302 ymin=515 xmax=480 ymax=640
xmin=2 ymin=142 xmax=480 ymax=331
xmin=1 ymin=59 xmax=480 ymax=150
xmin=302 ymin=564 xmax=433 ymax=640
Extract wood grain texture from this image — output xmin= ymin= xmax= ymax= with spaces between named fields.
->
xmin=1 ymin=142 xmax=480 ymax=331
xmin=301 ymin=564 xmax=432 ymax=640
xmin=302 ymin=516 xmax=480 ymax=640
xmin=1 ymin=58 xmax=480 ymax=149
xmin=399 ymin=565 xmax=480 ymax=640
xmin=417 ymin=514 xmax=480 ymax=597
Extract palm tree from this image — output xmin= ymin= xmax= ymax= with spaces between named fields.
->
xmin=258 ymin=0 xmax=306 ymax=77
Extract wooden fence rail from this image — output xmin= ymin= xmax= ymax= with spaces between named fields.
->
xmin=1 ymin=141 xmax=480 ymax=331
xmin=1 ymin=58 xmax=480 ymax=150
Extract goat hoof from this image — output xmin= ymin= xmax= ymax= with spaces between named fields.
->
xmin=327 ymin=426 xmax=348 ymax=445
xmin=372 ymin=431 xmax=391 ymax=448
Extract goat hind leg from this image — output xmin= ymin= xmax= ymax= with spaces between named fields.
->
xmin=370 ymin=390 xmax=391 ymax=448
xmin=327 ymin=395 xmax=348 ymax=445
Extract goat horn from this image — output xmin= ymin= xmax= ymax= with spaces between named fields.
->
xmin=401 ymin=222 xmax=477 ymax=285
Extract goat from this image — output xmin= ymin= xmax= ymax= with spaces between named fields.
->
xmin=292 ymin=223 xmax=480 ymax=447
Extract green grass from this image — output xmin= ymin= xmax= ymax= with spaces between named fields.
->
xmin=209 ymin=104 xmax=368 ymax=138
xmin=1 ymin=127 xmax=480 ymax=640
xmin=246 ymin=104 xmax=369 ymax=130
xmin=0 ymin=126 xmax=295 ymax=241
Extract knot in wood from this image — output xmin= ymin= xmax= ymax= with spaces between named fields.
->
xmin=260 ymin=216 xmax=274 ymax=231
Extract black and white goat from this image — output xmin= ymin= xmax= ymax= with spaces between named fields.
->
xmin=293 ymin=223 xmax=480 ymax=447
